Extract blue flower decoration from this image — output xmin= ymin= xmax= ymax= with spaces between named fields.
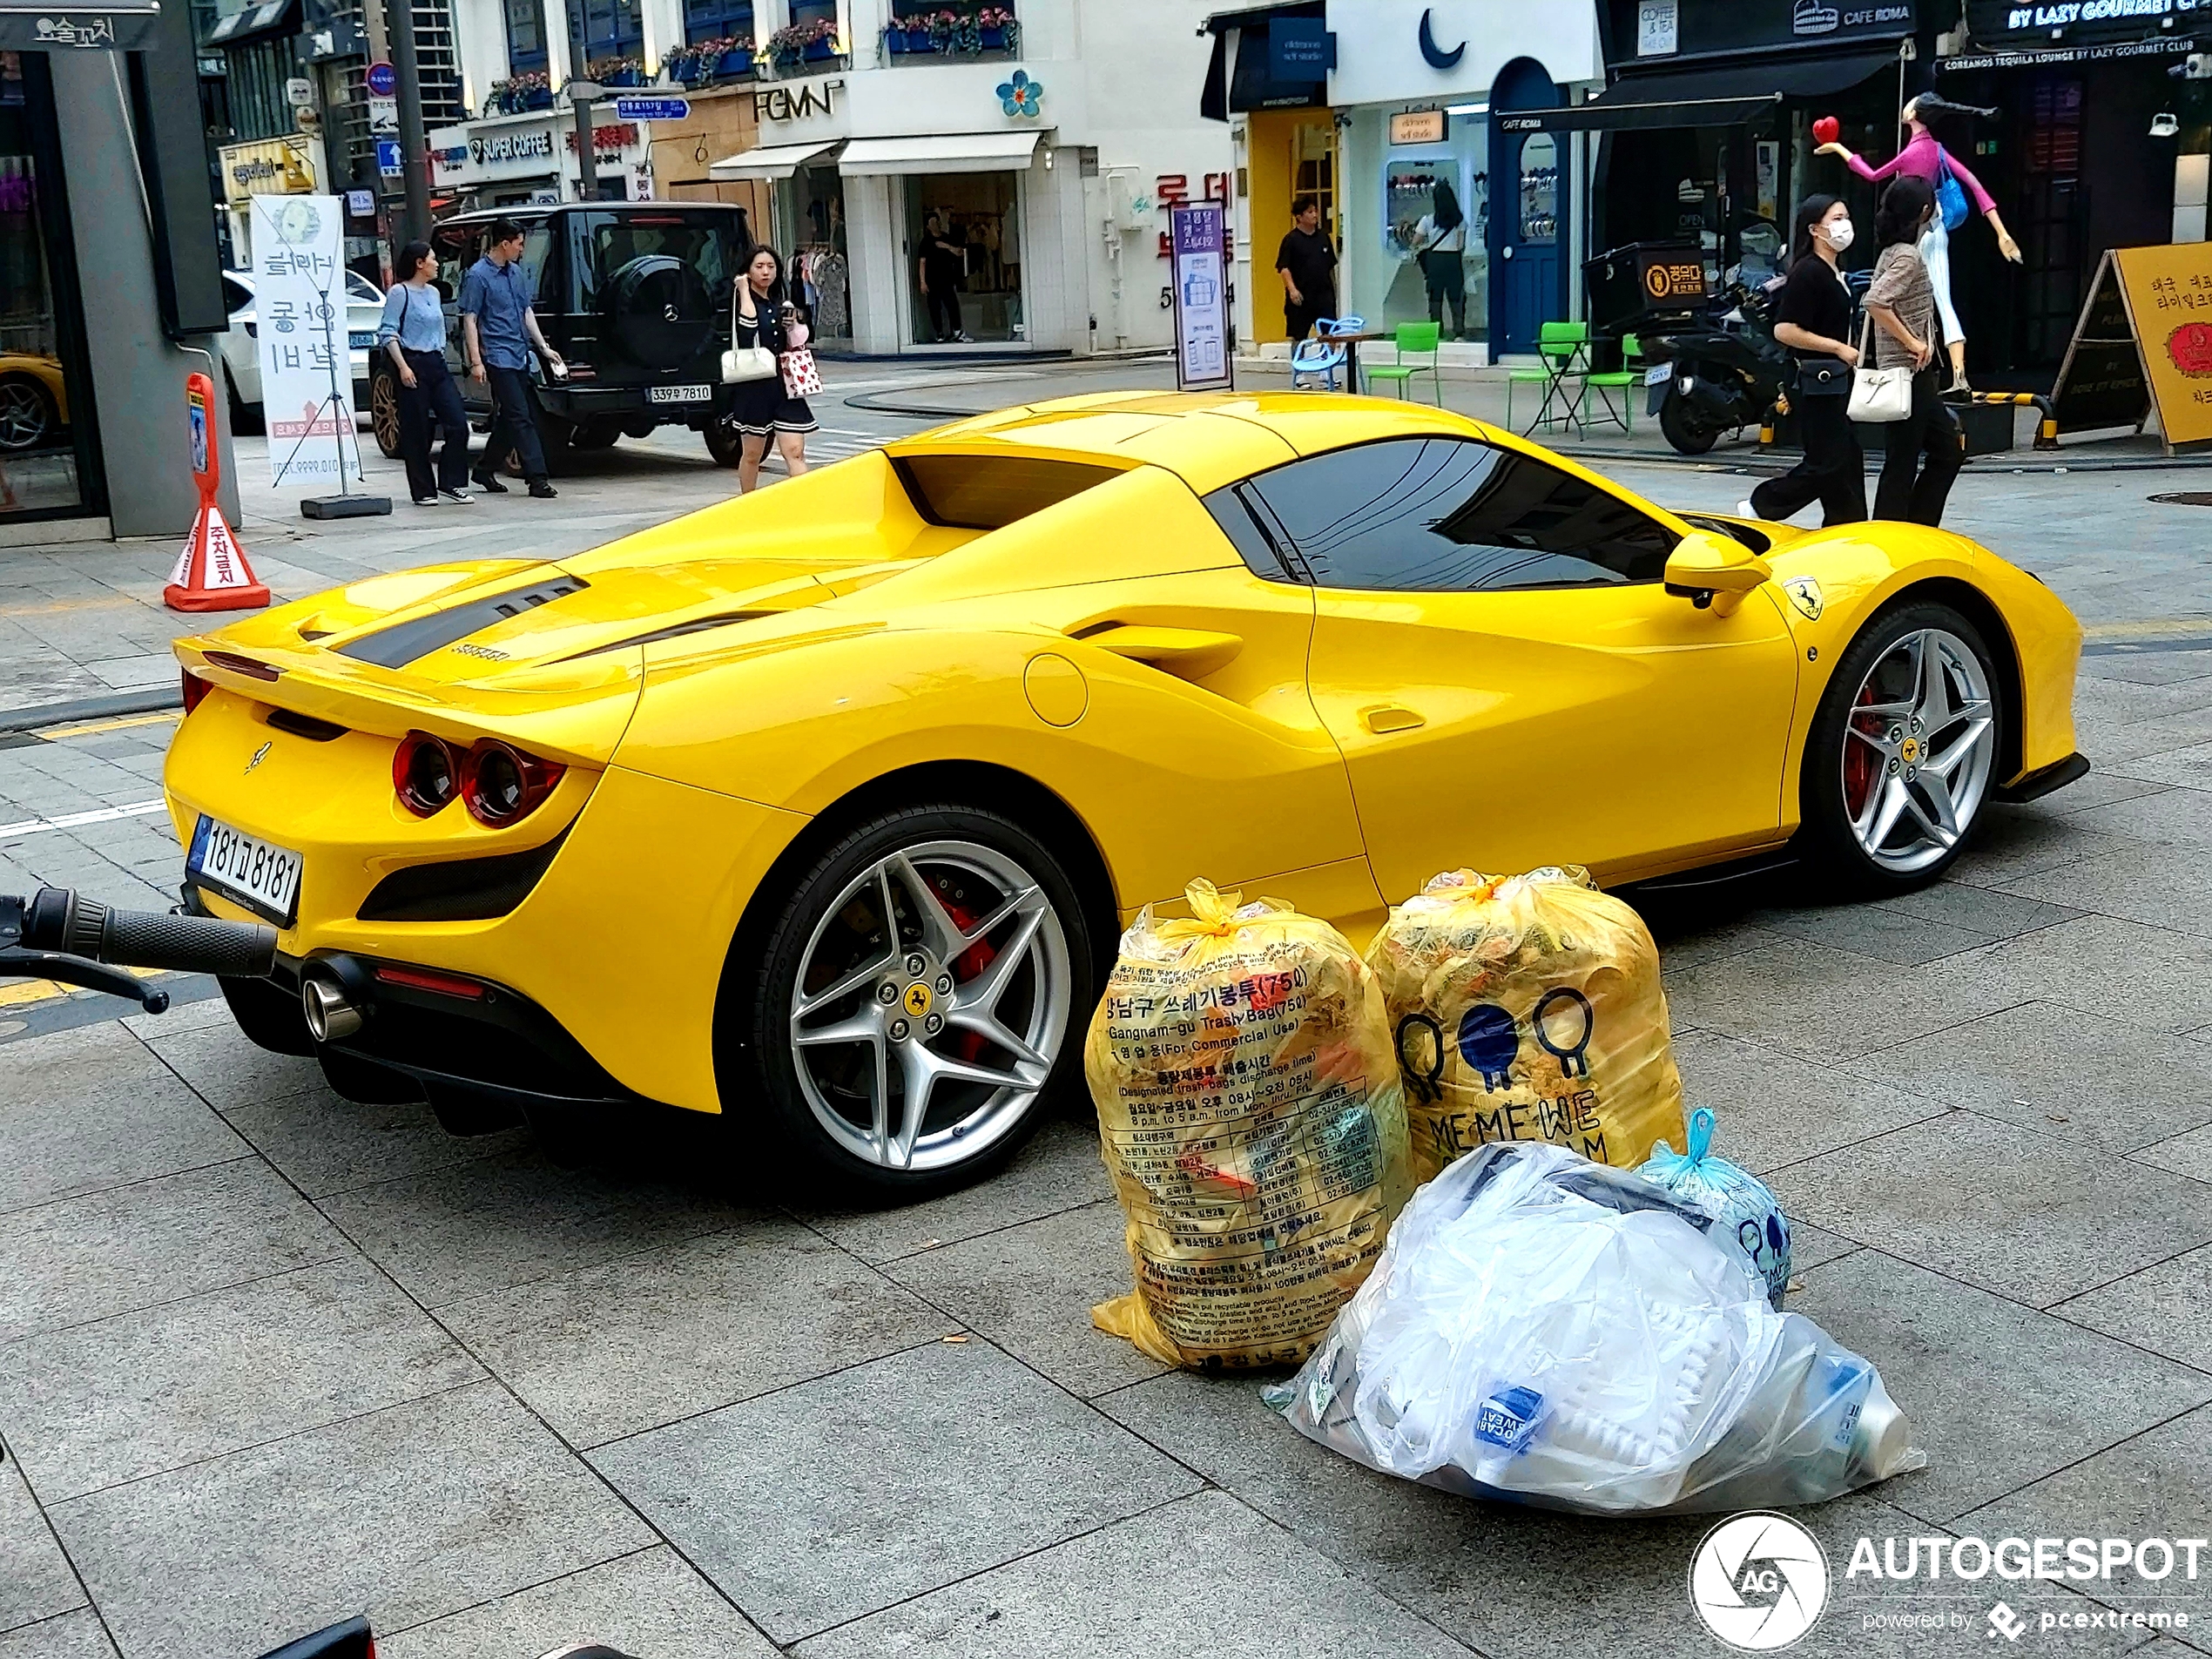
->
xmin=996 ymin=68 xmax=1042 ymax=118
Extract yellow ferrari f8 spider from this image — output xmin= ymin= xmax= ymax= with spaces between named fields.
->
xmin=165 ymin=393 xmax=2085 ymax=1195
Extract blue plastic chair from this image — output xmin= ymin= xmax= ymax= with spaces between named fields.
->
xmin=1291 ymin=315 xmax=1366 ymax=392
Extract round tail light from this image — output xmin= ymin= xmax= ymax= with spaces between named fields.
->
xmin=460 ymin=739 xmax=564 ymax=826
xmin=394 ymin=732 xmax=460 ymax=816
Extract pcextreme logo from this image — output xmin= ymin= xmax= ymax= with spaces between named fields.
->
xmin=1689 ymin=1512 xmax=1830 ymax=1650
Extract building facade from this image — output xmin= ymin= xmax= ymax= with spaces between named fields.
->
xmin=2 ymin=7 xmax=238 ymax=540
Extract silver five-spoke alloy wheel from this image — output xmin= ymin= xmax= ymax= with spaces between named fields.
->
xmin=1841 ymin=626 xmax=1996 ymax=875
xmin=786 ymin=839 xmax=1071 ymax=1173
xmin=0 ymin=380 xmax=51 ymax=452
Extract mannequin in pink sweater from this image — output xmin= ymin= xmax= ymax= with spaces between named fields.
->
xmin=1818 ymin=92 xmax=2021 ymax=390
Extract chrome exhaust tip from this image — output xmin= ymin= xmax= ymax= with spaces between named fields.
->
xmin=301 ymin=973 xmax=364 ymax=1042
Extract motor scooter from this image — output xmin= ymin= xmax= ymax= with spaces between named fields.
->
xmin=1641 ymin=280 xmax=1794 ymax=456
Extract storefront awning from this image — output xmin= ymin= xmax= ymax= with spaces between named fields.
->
xmin=0 ymin=0 xmax=162 ymax=49
xmin=708 ymin=141 xmax=840 ymax=181
xmin=1526 ymin=48 xmax=1900 ymax=132
xmin=838 ymin=132 xmax=1041 ymax=176
xmin=202 ymin=0 xmax=295 ymax=44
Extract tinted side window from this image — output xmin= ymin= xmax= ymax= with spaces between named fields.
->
xmin=1247 ymin=438 xmax=1679 ymax=592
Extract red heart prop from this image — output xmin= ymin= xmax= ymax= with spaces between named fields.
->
xmin=1813 ymin=116 xmax=1841 ymax=147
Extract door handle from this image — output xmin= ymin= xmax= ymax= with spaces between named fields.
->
xmin=1362 ymin=704 xmax=1426 ymax=735
xmin=1071 ymin=624 xmax=1243 ymax=680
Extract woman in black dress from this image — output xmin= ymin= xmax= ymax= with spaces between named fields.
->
xmin=727 ymin=244 xmax=817 ymax=494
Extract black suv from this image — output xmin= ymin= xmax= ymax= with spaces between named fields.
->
xmin=369 ymin=202 xmax=757 ymax=469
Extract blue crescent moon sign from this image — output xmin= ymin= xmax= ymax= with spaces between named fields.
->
xmin=1419 ymin=7 xmax=1467 ymax=70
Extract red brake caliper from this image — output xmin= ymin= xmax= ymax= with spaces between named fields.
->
xmin=940 ymin=894 xmax=998 ymax=1063
xmin=1844 ymin=681 xmax=1878 ymax=819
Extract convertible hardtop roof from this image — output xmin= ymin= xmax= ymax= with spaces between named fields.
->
xmin=893 ymin=390 xmax=1489 ymax=498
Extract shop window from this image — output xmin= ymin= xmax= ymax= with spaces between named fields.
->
xmin=505 ymin=0 xmax=546 ymax=73
xmin=683 ymin=0 xmax=752 ymax=47
xmin=0 ymin=52 xmax=91 ymax=517
xmin=906 ymin=172 xmax=1021 ymax=345
xmin=1244 ymin=438 xmax=1678 ymax=593
xmin=224 ymin=37 xmax=299 ymax=143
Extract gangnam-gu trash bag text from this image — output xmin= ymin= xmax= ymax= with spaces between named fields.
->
xmin=1088 ymin=880 xmax=1413 ymax=1370
xmin=1268 ymin=1143 xmax=1922 ymax=1514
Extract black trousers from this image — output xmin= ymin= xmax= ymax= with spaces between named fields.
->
xmin=480 ymin=363 xmax=548 ymax=482
xmin=1423 ymin=249 xmax=1467 ymax=337
xmin=1873 ymin=369 xmax=1964 ymax=526
xmin=1751 ymin=392 xmax=1866 ymax=526
xmin=396 ymin=348 xmax=470 ymax=499
xmin=925 ymin=285 xmax=962 ymax=340
xmin=1285 ymin=292 xmax=1336 ymax=341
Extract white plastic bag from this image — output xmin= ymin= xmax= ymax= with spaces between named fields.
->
xmin=1267 ymin=1143 xmax=1922 ymax=1514
xmin=1638 ymin=1107 xmax=1792 ymax=1307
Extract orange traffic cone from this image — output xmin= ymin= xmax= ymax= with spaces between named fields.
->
xmin=164 ymin=499 xmax=269 ymax=611
xmin=165 ymin=371 xmax=269 ymax=613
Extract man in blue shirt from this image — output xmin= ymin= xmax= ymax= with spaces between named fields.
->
xmin=459 ymin=219 xmax=564 ymax=499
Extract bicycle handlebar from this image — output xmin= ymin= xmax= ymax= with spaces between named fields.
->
xmin=8 ymin=887 xmax=277 ymax=981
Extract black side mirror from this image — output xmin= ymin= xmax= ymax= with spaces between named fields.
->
xmin=256 ymin=1616 xmax=374 ymax=1659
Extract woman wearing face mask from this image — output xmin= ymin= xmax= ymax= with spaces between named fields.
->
xmin=1745 ymin=195 xmax=1866 ymax=527
xmin=1863 ymin=174 xmax=1962 ymax=526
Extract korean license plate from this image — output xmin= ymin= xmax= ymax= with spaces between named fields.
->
xmin=1644 ymin=362 xmax=1674 ymax=387
xmin=649 ymin=383 xmax=713 ymax=404
xmin=188 ymin=814 xmax=302 ymax=926
xmin=349 ymin=331 xmax=376 ymax=349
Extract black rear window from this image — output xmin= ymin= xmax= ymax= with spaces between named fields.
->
xmin=892 ymin=455 xmax=1123 ymax=530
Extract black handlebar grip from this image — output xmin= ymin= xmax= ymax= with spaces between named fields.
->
xmin=99 ymin=907 xmax=278 ymax=978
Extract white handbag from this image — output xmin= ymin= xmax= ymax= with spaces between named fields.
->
xmin=1846 ymin=314 xmax=1914 ymax=423
xmin=720 ymin=289 xmax=778 ymax=384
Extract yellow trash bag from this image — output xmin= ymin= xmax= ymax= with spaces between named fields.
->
xmin=1366 ymin=867 xmax=1686 ymax=1184
xmin=1087 ymin=880 xmax=1413 ymax=1371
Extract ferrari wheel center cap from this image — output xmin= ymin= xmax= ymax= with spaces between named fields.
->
xmin=1898 ymin=737 xmax=1922 ymax=765
xmin=902 ymin=981 xmax=934 ymax=1019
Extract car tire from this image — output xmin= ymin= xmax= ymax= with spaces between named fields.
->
xmin=0 ymin=374 xmax=57 ymax=452
xmin=704 ymin=420 xmax=745 ymax=469
xmin=425 ymin=1082 xmax=523 ymax=1137
xmin=1658 ymin=395 xmax=1719 ymax=455
xmin=569 ymin=420 xmax=621 ymax=449
xmin=1797 ymin=600 xmax=2005 ymax=895
xmin=738 ymin=803 xmax=1096 ymax=1201
xmin=370 ymin=361 xmax=403 ymax=460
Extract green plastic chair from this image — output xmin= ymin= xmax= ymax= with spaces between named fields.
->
xmin=1581 ymin=332 xmax=1643 ymax=435
xmin=1505 ymin=321 xmax=1590 ymax=435
xmin=1364 ymin=320 xmax=1444 ymax=404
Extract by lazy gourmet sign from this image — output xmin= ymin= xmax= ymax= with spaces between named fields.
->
xmin=1965 ymin=0 xmax=2202 ymax=44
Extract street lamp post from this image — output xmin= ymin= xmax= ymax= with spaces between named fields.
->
xmin=384 ymin=0 xmax=431 ymax=243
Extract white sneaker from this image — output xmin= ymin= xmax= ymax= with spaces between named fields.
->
xmin=412 ymin=494 xmax=439 ymax=507
xmin=440 ymin=486 xmax=472 ymax=505
xmin=1737 ymin=498 xmax=1760 ymax=519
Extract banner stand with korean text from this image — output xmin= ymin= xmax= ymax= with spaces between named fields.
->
xmin=1170 ymin=202 xmax=1233 ymax=393
xmin=249 ymin=194 xmax=391 ymax=516
xmin=2052 ymin=244 xmax=2212 ymax=457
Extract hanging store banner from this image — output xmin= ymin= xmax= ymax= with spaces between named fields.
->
xmin=0 ymin=0 xmax=161 ymax=48
xmin=250 ymin=193 xmax=359 ymax=489
xmin=1170 ymin=202 xmax=1232 ymax=392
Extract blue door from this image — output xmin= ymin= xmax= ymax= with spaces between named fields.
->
xmin=1487 ymin=57 xmax=1568 ymax=356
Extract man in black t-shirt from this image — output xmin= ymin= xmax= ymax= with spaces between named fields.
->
xmin=1275 ymin=194 xmax=1338 ymax=343
xmin=918 ymin=214 xmax=970 ymax=343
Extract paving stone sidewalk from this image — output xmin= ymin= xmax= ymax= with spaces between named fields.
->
xmin=0 ymin=634 xmax=2206 ymax=1657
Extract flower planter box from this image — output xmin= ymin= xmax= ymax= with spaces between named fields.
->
xmin=888 ymin=29 xmax=934 ymax=52
xmin=802 ymin=37 xmax=834 ymax=60
xmin=605 ymin=65 xmax=641 ymax=85
xmin=979 ymin=24 xmax=1005 ymax=48
xmin=522 ymin=86 xmax=553 ymax=109
xmin=671 ymin=57 xmax=704 ymax=83
xmin=716 ymin=47 xmax=754 ymax=75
